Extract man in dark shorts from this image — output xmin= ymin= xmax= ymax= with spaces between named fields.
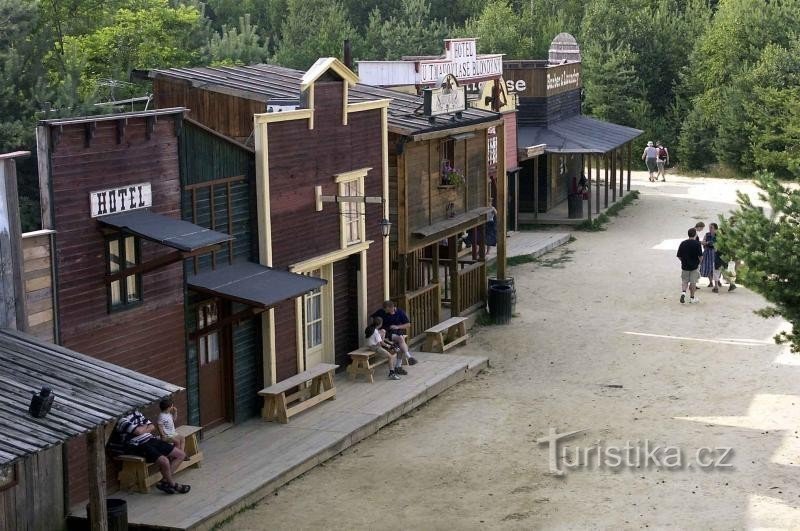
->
xmin=116 ymin=410 xmax=190 ymax=494
xmin=371 ymin=300 xmax=417 ymax=372
xmin=676 ymin=227 xmax=704 ymax=304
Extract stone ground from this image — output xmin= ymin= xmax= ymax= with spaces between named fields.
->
xmin=225 ymin=172 xmax=800 ymax=530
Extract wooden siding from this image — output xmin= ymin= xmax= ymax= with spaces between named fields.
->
xmin=21 ymin=231 xmax=55 ymax=342
xmin=503 ymin=62 xmax=582 ymax=98
xmin=0 ymin=447 xmax=64 ymax=531
xmin=503 ymin=112 xmax=518 ymax=171
xmin=266 ymin=82 xmax=385 ymax=379
xmin=154 ymin=79 xmax=266 ymax=142
xmin=44 ymin=116 xmax=188 ymax=505
xmin=333 ymin=256 xmax=359 ymax=367
xmin=180 ymin=121 xmax=260 ymax=426
xmin=517 ymin=90 xmax=581 ymax=127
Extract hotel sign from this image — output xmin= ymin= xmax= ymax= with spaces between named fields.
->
xmin=90 ymin=182 xmax=152 ymax=217
xmin=423 ymin=74 xmax=467 ymax=117
xmin=419 ymin=38 xmax=503 ymax=85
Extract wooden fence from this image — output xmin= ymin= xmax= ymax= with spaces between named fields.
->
xmin=21 ymin=230 xmax=55 ymax=342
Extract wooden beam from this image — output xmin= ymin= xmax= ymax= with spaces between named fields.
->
xmin=495 ymin=120 xmax=507 ymax=281
xmin=604 ymin=154 xmax=609 ymax=208
xmin=432 ymin=243 xmax=440 ymax=284
xmin=87 ymin=426 xmax=108 ymax=531
xmin=619 ymin=148 xmax=624 ymax=197
xmin=0 ymin=157 xmax=28 ymax=331
xmin=627 ymin=142 xmax=632 ymax=191
xmin=448 ymin=235 xmax=459 ymax=315
xmin=595 ymin=155 xmax=600 ymax=214
xmin=587 ymin=155 xmax=592 ymax=223
xmin=611 ymin=149 xmax=617 ymax=203
xmin=533 ymin=156 xmax=539 ymax=221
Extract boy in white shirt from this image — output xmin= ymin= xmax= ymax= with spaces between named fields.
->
xmin=157 ymin=398 xmax=185 ymax=451
xmin=365 ymin=316 xmax=400 ymax=380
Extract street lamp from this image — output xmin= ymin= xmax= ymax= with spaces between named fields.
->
xmin=379 ymin=218 xmax=391 ymax=238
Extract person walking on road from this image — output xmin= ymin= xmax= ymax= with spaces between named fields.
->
xmin=700 ymin=222 xmax=719 ymax=290
xmin=677 ymin=227 xmax=703 ymax=304
xmin=656 ymin=142 xmax=670 ymax=182
xmin=642 ymin=141 xmax=659 ymax=182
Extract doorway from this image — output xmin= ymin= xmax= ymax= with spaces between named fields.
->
xmin=196 ymin=300 xmax=232 ymax=429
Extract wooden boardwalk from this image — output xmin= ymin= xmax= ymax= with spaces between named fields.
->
xmin=485 ymin=231 xmax=570 ymax=266
xmin=70 ymin=352 xmax=487 ymax=530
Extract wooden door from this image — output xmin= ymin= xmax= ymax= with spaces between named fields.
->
xmin=197 ymin=301 xmax=231 ymax=429
xmin=303 ymin=266 xmax=333 ymax=369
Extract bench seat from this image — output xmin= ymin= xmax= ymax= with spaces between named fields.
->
xmin=423 ymin=316 xmax=469 ymax=353
xmin=347 ymin=347 xmax=388 ymax=383
xmin=116 ymin=425 xmax=203 ymax=493
xmin=258 ymin=363 xmax=338 ymax=423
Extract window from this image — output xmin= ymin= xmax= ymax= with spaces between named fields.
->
xmin=304 ymin=269 xmax=323 ymax=351
xmin=488 ymin=128 xmax=498 ymax=165
xmin=197 ymin=302 xmax=220 ymax=365
xmin=107 ymin=235 xmax=141 ymax=311
xmin=342 ymin=179 xmax=361 ymax=245
xmin=440 ymin=138 xmax=455 ymax=184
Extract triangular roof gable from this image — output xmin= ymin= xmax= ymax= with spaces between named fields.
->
xmin=301 ymin=57 xmax=359 ymax=92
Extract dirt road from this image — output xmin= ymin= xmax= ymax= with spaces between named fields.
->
xmin=227 ymin=173 xmax=800 ymax=530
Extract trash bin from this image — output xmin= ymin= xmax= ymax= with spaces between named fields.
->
xmin=488 ymin=284 xmax=514 ymax=324
xmin=567 ymin=192 xmax=583 ymax=219
xmin=87 ymin=499 xmax=128 ymax=531
xmin=488 ymin=277 xmax=516 ymax=315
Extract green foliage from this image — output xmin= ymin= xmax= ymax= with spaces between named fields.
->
xmin=208 ymin=14 xmax=270 ymax=65
xmin=362 ymin=0 xmax=448 ymax=60
xmin=716 ymin=172 xmax=800 ymax=351
xmin=273 ymin=0 xmax=357 ymax=69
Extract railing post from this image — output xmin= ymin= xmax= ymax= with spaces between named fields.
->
xmin=448 ymin=235 xmax=459 ymax=316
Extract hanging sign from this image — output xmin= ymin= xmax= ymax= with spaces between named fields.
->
xmin=423 ymin=74 xmax=467 ymax=117
xmin=419 ymin=38 xmax=504 ymax=85
xmin=90 ymin=182 xmax=152 ymax=217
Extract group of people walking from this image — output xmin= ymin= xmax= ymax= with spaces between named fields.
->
xmin=676 ymin=221 xmax=737 ymax=304
xmin=642 ymin=140 xmax=670 ymax=182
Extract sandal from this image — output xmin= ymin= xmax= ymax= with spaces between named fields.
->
xmin=156 ymin=481 xmax=176 ymax=495
xmin=173 ymin=483 xmax=191 ymax=494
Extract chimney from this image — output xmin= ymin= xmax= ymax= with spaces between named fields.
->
xmin=343 ymin=39 xmax=352 ymax=70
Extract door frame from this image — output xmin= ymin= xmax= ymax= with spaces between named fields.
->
xmin=195 ymin=298 xmax=234 ymax=428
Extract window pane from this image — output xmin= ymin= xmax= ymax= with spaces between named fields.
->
xmin=126 ymin=275 xmax=140 ymax=302
xmin=124 ymin=237 xmax=137 ymax=268
xmin=110 ymin=280 xmax=122 ymax=306
xmin=199 ymin=339 xmax=207 ymax=365
xmin=207 ymin=303 xmax=218 ymax=325
xmin=109 ymin=240 xmax=120 ymax=273
xmin=208 ymin=332 xmax=219 ymax=362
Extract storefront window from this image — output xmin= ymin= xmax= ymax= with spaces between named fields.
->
xmin=342 ymin=179 xmax=361 ymax=245
xmin=197 ymin=302 xmax=220 ymax=365
xmin=304 ymin=269 xmax=323 ymax=350
xmin=107 ymin=235 xmax=141 ymax=311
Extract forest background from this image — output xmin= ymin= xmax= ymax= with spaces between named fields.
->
xmin=1 ymin=0 xmax=799 ymax=230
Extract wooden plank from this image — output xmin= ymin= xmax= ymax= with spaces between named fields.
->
xmin=22 ymin=243 xmax=50 ymax=261
xmin=258 ymin=364 xmax=338 ymax=395
xmin=425 ymin=316 xmax=467 ymax=334
xmin=25 ymin=275 xmax=50 ymax=292
xmin=87 ymin=426 xmax=108 ymax=531
xmin=27 ymin=309 xmax=53 ymax=327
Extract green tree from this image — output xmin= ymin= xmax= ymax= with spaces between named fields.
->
xmin=373 ymin=0 xmax=448 ymax=60
xmin=717 ymin=172 xmax=800 ymax=351
xmin=580 ymin=35 xmax=643 ymax=127
xmin=208 ymin=14 xmax=270 ymax=65
xmin=273 ymin=0 xmax=357 ymax=69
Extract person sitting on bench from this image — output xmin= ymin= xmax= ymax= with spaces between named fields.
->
xmin=365 ymin=316 xmax=402 ymax=380
xmin=372 ymin=300 xmax=416 ymax=368
xmin=116 ymin=410 xmax=191 ymax=494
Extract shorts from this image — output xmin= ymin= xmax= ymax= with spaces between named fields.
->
xmin=657 ymin=160 xmax=666 ymax=170
xmin=681 ymin=268 xmax=700 ymax=284
xmin=646 ymin=158 xmax=658 ymax=172
xmin=389 ymin=332 xmax=407 ymax=342
xmin=370 ymin=344 xmax=392 ymax=357
xmin=127 ymin=438 xmax=175 ymax=463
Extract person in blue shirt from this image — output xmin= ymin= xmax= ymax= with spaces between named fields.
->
xmin=371 ymin=300 xmax=418 ymax=371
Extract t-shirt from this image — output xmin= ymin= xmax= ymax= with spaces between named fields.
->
xmin=157 ymin=411 xmax=177 ymax=437
xmin=643 ymin=146 xmax=658 ymax=159
xmin=371 ymin=308 xmax=410 ymax=334
xmin=116 ymin=411 xmax=154 ymax=446
xmin=367 ymin=328 xmax=383 ymax=347
xmin=676 ymin=238 xmax=703 ymax=271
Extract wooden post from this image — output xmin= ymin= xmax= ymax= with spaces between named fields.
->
xmin=587 ymin=155 xmax=592 ymax=222
xmin=495 ymin=122 xmax=507 ymax=281
xmin=611 ymin=149 xmax=617 ymax=202
xmin=398 ymin=253 xmax=408 ymax=294
xmin=595 ymin=155 xmax=600 ymax=214
xmin=627 ymin=142 xmax=632 ymax=191
xmin=619 ymin=148 xmax=624 ymax=197
xmin=470 ymin=228 xmax=478 ymax=261
xmin=448 ymin=235 xmax=459 ymax=316
xmin=87 ymin=426 xmax=108 ymax=531
xmin=478 ymin=224 xmax=486 ymax=261
xmin=604 ymin=154 xmax=609 ymax=208
xmin=0 ymin=152 xmax=29 ymax=331
xmin=533 ymin=157 xmax=539 ymax=221
xmin=432 ymin=243 xmax=440 ymax=285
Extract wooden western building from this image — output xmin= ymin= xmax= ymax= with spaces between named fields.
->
xmin=503 ymin=33 xmax=642 ymax=224
xmin=142 ymin=58 xmax=390 ymax=389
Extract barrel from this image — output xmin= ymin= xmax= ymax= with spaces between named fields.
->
xmin=488 ymin=277 xmax=516 ymax=314
xmin=488 ymin=284 xmax=514 ymax=324
xmin=87 ymin=499 xmax=128 ymax=531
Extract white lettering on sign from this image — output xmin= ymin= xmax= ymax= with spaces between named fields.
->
xmin=90 ymin=182 xmax=152 ymax=218
xmin=546 ymin=68 xmax=581 ymax=92
xmin=419 ymin=38 xmax=503 ymax=84
xmin=506 ymin=79 xmax=527 ymax=93
xmin=423 ymin=74 xmax=467 ymax=117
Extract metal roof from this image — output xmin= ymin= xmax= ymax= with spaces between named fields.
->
xmin=0 ymin=328 xmax=181 ymax=465
xmin=38 ymin=107 xmax=186 ymax=127
xmin=142 ymin=63 xmax=502 ymax=138
xmin=188 ymin=261 xmax=327 ymax=309
xmin=97 ymin=210 xmax=234 ymax=252
xmin=517 ymin=115 xmax=643 ymax=154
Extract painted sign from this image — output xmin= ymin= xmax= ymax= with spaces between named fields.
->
xmin=90 ymin=182 xmax=152 ymax=217
xmin=419 ymin=38 xmax=504 ymax=85
xmin=503 ymin=62 xmax=582 ymax=98
xmin=423 ymin=74 xmax=467 ymax=117
xmin=546 ymin=66 xmax=580 ymax=94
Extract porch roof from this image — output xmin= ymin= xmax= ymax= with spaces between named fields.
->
xmin=97 ymin=210 xmax=233 ymax=252
xmin=187 ymin=261 xmax=327 ymax=309
xmin=0 ymin=329 xmax=181 ymax=465
xmin=412 ymin=206 xmax=494 ymax=238
xmin=517 ymin=115 xmax=643 ymax=156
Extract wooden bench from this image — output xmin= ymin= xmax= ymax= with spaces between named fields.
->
xmin=347 ymin=346 xmax=388 ymax=383
xmin=423 ymin=316 xmax=469 ymax=353
xmin=116 ymin=425 xmax=204 ymax=493
xmin=259 ymin=363 xmax=338 ymax=423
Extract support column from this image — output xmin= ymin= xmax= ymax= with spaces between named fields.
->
xmin=595 ymin=155 xmax=600 ymax=214
xmin=398 ymin=253 xmax=408 ymax=295
xmin=533 ymin=157 xmax=539 ymax=221
xmin=627 ymin=142 xmax=632 ymax=191
xmin=479 ymin=224 xmax=486 ymax=262
xmin=611 ymin=149 xmax=617 ymax=203
xmin=604 ymin=154 xmax=609 ymax=208
xmin=496 ymin=121 xmax=507 ymax=281
xmin=619 ymin=148 xmax=624 ymax=197
xmin=432 ymin=243 xmax=440 ymax=285
xmin=587 ymin=155 xmax=592 ymax=222
xmin=87 ymin=426 xmax=108 ymax=531
xmin=448 ymin=234 xmax=459 ymax=316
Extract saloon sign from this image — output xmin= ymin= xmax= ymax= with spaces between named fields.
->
xmin=419 ymin=38 xmax=503 ymax=85
xmin=423 ymin=74 xmax=467 ymax=117
xmin=90 ymin=182 xmax=152 ymax=217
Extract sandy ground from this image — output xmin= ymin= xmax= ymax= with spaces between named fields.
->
xmin=227 ymin=172 xmax=800 ymax=530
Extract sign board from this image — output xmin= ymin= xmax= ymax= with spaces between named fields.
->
xmin=546 ymin=65 xmax=580 ymax=95
xmin=90 ymin=182 xmax=152 ymax=217
xmin=419 ymin=38 xmax=503 ymax=85
xmin=503 ymin=62 xmax=581 ymax=98
xmin=423 ymin=74 xmax=467 ymax=117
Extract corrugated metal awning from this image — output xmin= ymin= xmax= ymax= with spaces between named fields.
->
xmin=188 ymin=261 xmax=327 ymax=309
xmin=0 ymin=329 xmax=181 ymax=465
xmin=97 ymin=210 xmax=233 ymax=252
xmin=518 ymin=115 xmax=643 ymax=155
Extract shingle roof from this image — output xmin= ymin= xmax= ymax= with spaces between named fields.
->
xmin=517 ymin=115 xmax=643 ymax=154
xmin=142 ymin=63 xmax=501 ymax=138
xmin=0 ymin=329 xmax=181 ymax=465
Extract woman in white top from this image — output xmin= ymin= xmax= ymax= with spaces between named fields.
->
xmin=641 ymin=141 xmax=659 ymax=182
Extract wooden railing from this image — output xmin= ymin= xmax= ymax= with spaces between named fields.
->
xmin=456 ymin=261 xmax=486 ymax=315
xmin=397 ymin=283 xmax=441 ymax=340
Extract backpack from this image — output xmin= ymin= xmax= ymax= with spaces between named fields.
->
xmin=658 ymin=147 xmax=668 ymax=160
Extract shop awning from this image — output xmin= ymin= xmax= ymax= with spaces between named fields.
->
xmin=187 ymin=261 xmax=327 ymax=309
xmin=412 ymin=206 xmax=494 ymax=238
xmin=517 ymin=115 xmax=643 ymax=157
xmin=97 ymin=210 xmax=233 ymax=252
